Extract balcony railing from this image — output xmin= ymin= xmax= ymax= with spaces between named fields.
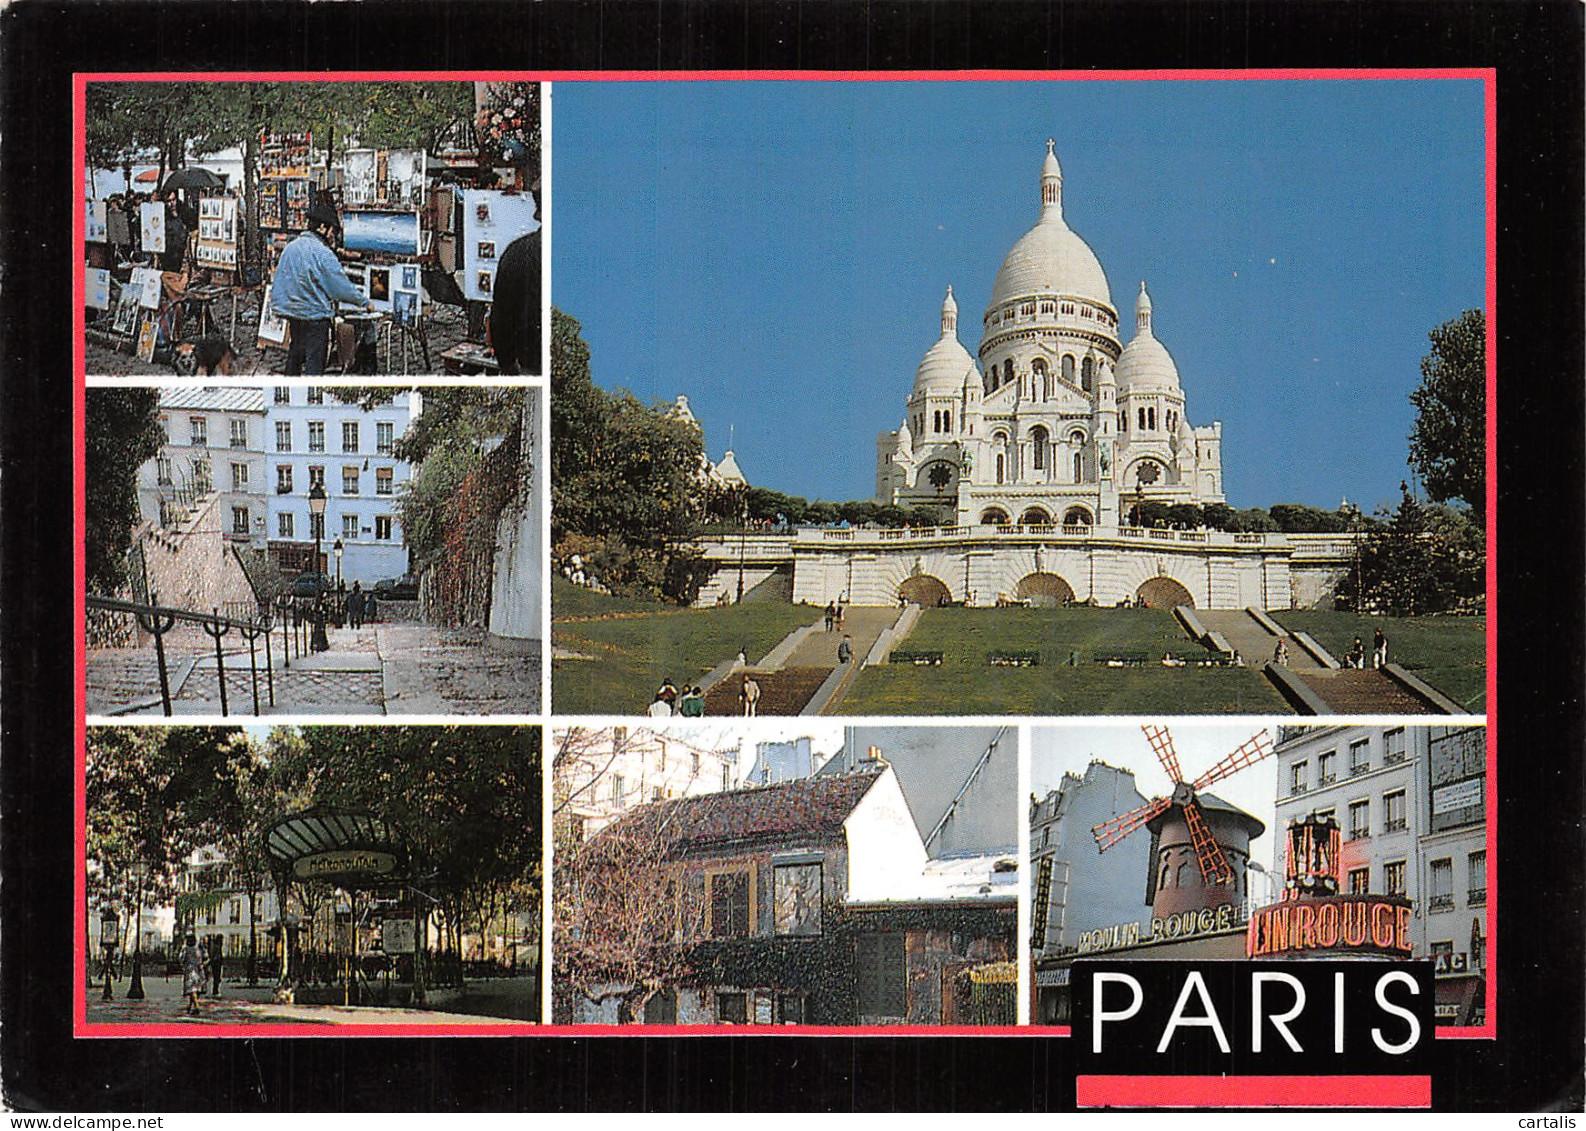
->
xmin=1427 ymin=894 xmax=1455 ymax=912
xmin=1467 ymin=888 xmax=1486 ymax=907
xmin=1384 ymin=819 xmax=1407 ymax=832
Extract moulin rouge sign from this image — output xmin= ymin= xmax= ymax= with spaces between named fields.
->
xmin=1247 ymin=894 xmax=1412 ymax=959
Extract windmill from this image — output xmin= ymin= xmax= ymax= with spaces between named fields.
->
xmin=1091 ymin=725 xmax=1274 ymax=888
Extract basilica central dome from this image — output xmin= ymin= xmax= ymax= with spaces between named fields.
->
xmin=987 ymin=140 xmax=1113 ymax=312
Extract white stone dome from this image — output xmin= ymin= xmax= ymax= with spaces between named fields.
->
xmin=914 ymin=285 xmax=978 ymax=394
xmin=1115 ymin=281 xmax=1182 ymax=391
xmin=988 ymin=141 xmax=1113 ymax=310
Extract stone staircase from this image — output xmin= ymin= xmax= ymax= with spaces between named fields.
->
xmin=704 ymin=666 xmax=834 ymax=716
xmin=1284 ymin=668 xmax=1447 ymax=715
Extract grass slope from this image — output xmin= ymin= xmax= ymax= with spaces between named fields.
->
xmin=1274 ymin=610 xmax=1486 ymax=713
xmin=552 ymin=579 xmax=815 ymax=715
xmin=839 ymin=607 xmax=1290 ymax=716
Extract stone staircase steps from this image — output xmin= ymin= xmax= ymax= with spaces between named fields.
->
xmin=704 ymin=667 xmax=835 ymax=716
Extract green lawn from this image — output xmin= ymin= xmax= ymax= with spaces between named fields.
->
xmin=839 ymin=607 xmax=1291 ymax=716
xmin=1273 ymin=610 xmax=1487 ymax=713
xmin=552 ymin=579 xmax=815 ymax=714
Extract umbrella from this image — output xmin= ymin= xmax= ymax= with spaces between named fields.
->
xmin=161 ymin=167 xmax=225 ymax=192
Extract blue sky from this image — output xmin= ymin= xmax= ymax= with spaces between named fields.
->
xmin=552 ymin=79 xmax=1484 ymax=512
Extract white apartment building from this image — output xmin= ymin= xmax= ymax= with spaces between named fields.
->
xmin=141 ymin=387 xmax=268 ymax=545
xmin=554 ymin=726 xmax=740 ymax=842
xmin=265 ymin=386 xmax=420 ymax=585
xmin=1274 ymin=723 xmax=1488 ymax=1026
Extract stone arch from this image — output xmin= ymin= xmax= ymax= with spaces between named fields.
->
xmin=898 ymin=574 xmax=952 ymax=607
xmin=1019 ymin=506 xmax=1052 ymax=525
xmin=1015 ymin=572 xmax=1076 ymax=607
xmin=979 ymin=506 xmax=1011 ymax=525
xmin=1062 ymin=506 xmax=1093 ymax=526
xmin=1136 ymin=576 xmax=1195 ymax=609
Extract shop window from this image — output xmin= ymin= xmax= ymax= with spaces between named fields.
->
xmin=716 ymin=991 xmax=748 ymax=1024
xmin=1384 ymin=860 xmax=1406 ymax=897
xmin=773 ymin=862 xmax=823 ymax=937
xmin=1383 ymin=789 xmax=1407 ymax=832
xmin=707 ymin=867 xmax=755 ymax=939
xmin=855 ymin=933 xmax=906 ymax=1020
xmin=1347 ymin=867 xmax=1370 ymax=894
xmin=1428 ymin=858 xmax=1454 ymax=911
xmin=1468 ymin=851 xmax=1486 ymax=906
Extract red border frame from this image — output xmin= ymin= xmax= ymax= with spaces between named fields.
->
xmin=74 ymin=67 xmax=1498 ymax=1043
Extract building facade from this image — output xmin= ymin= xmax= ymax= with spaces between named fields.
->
xmin=1272 ymin=723 xmax=1487 ymax=1025
xmin=559 ymin=763 xmax=1016 ymax=1026
xmin=553 ymin=726 xmax=741 ymax=843
xmin=264 ymin=385 xmax=419 ymax=584
xmin=142 ymin=387 xmax=268 ymax=546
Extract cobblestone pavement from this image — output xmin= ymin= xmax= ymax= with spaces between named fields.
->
xmin=86 ymin=287 xmax=480 ymax=378
xmin=87 ymin=620 xmax=540 ymax=716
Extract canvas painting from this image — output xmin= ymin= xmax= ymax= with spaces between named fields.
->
xmin=460 ymin=188 xmax=538 ymax=301
xmin=132 ymin=267 xmax=162 ymax=309
xmin=140 ymin=201 xmax=165 ymax=253
xmin=257 ymin=283 xmax=289 ymax=346
xmin=111 ymin=289 xmax=139 ymax=335
xmin=369 ymin=266 xmax=391 ymax=303
xmin=86 ymin=267 xmax=110 ymax=310
xmin=401 ymin=264 xmax=418 ymax=290
xmin=135 ymin=313 xmax=157 ymax=361
xmin=393 ymin=288 xmax=419 ymax=325
xmin=342 ymin=209 xmax=422 ymax=256
xmin=85 ymin=199 xmax=107 ymax=243
xmin=477 ymin=270 xmax=493 ymax=295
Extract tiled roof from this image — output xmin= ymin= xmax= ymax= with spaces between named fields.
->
xmin=609 ymin=765 xmax=885 ymax=852
xmin=158 ymin=386 xmax=267 ymax=413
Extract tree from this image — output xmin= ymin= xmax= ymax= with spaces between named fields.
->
xmin=85 ymin=389 xmax=164 ymax=595
xmin=1409 ymin=310 xmax=1486 ymax=527
xmin=551 ymin=309 xmax=709 ymax=602
xmin=1336 ymin=484 xmax=1482 ymax=616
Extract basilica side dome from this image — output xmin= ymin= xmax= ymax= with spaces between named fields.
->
xmin=913 ymin=286 xmax=979 ymax=394
xmin=1114 ymin=281 xmax=1182 ymax=392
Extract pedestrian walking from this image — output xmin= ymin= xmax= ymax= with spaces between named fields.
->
xmin=1273 ymin=639 xmax=1288 ymax=667
xmin=837 ymin=635 xmax=853 ymax=664
xmin=180 ymin=933 xmax=206 ymax=1015
xmin=824 ymin=602 xmax=836 ymax=632
xmin=741 ymin=675 xmax=761 ymax=717
xmin=678 ymin=685 xmax=705 ymax=717
xmin=346 ymin=581 xmax=364 ymax=629
xmin=1372 ymin=628 xmax=1388 ymax=669
xmin=211 ymin=948 xmax=224 ymax=998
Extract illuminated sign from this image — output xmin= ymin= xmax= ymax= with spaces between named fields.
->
xmin=1076 ymin=903 xmax=1239 ymax=955
xmin=292 ymin=850 xmax=398 ymax=881
xmin=1246 ymin=895 xmax=1412 ymax=959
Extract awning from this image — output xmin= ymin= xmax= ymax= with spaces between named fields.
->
xmin=263 ymin=809 xmax=407 ymax=887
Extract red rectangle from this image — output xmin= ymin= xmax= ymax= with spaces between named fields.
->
xmin=1077 ymin=1075 xmax=1431 ymax=1109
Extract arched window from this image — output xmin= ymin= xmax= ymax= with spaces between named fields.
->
xmin=980 ymin=507 xmax=1010 ymax=525
xmin=995 ymin=453 xmax=1005 ymax=484
xmin=1074 ymin=451 xmax=1083 ymax=482
xmin=1150 ymin=406 xmax=1157 ymax=430
xmin=943 ymin=409 xmax=951 ymax=432
xmin=1160 ymin=863 xmax=1172 ymax=889
xmin=1082 ymin=356 xmax=1094 ymax=392
xmin=1061 ymin=355 xmax=1075 ymax=385
xmin=1030 ymin=426 xmax=1048 ymax=470
xmin=1003 ymin=359 xmax=1014 ymax=386
xmin=1138 ymin=407 xmax=1147 ymax=430
xmin=1177 ymin=861 xmax=1194 ymax=886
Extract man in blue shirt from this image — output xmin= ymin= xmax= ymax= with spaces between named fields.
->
xmin=271 ymin=201 xmax=372 ymax=374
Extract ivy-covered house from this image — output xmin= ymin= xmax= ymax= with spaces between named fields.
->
xmin=559 ymin=759 xmax=1017 ymax=1026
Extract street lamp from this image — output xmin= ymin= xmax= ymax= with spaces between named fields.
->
xmin=333 ymin=537 xmax=344 ymax=593
xmin=308 ymin=483 xmax=330 ymax=652
xmin=127 ymin=863 xmax=147 ymax=999
xmin=99 ymin=906 xmax=119 ymax=1001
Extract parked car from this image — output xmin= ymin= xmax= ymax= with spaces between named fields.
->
xmin=291 ymin=571 xmax=332 ymax=599
xmin=375 ymin=574 xmax=420 ymax=600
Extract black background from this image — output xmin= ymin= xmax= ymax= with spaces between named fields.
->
xmin=2 ymin=0 xmax=1581 ymax=1113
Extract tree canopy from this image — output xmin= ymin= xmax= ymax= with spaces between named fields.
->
xmin=85 ymin=388 xmax=164 ymax=595
xmin=1409 ymin=309 xmax=1486 ymax=527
